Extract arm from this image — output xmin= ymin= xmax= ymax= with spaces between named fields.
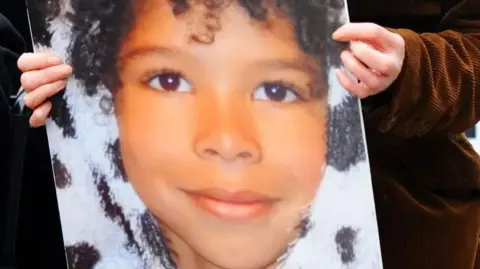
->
xmin=0 ymin=13 xmax=25 ymax=99
xmin=368 ymin=0 xmax=480 ymax=138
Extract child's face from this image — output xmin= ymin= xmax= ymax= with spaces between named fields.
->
xmin=116 ymin=0 xmax=327 ymax=268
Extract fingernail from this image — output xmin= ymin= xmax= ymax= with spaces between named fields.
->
xmin=48 ymin=56 xmax=62 ymax=65
xmin=332 ymin=29 xmax=340 ymax=39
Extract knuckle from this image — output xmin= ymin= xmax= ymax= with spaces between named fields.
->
xmin=373 ymin=27 xmax=383 ymax=38
xmin=365 ymin=23 xmax=378 ymax=34
xmin=378 ymin=61 xmax=394 ymax=74
xmin=393 ymin=33 xmax=405 ymax=47
xmin=364 ymin=22 xmax=375 ymax=29
xmin=43 ymin=68 xmax=56 ymax=81
xmin=383 ymin=57 xmax=401 ymax=74
xmin=365 ymin=24 xmax=383 ymax=39
xmin=368 ymin=80 xmax=382 ymax=92
xmin=393 ymin=59 xmax=402 ymax=72
xmin=362 ymin=75 xmax=378 ymax=88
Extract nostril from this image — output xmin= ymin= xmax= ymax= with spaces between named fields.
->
xmin=194 ymin=132 xmax=261 ymax=163
xmin=204 ymin=148 xmax=218 ymax=156
xmin=237 ymin=151 xmax=252 ymax=159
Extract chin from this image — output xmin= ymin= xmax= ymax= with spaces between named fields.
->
xmin=194 ymin=240 xmax=284 ymax=269
xmin=205 ymin=255 xmax=277 ymax=269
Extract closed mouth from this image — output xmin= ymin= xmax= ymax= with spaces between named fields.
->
xmin=183 ymin=188 xmax=279 ymax=221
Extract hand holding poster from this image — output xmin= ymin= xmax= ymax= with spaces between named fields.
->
xmin=25 ymin=0 xmax=383 ymax=268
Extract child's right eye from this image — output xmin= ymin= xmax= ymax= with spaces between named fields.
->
xmin=148 ymin=72 xmax=192 ymax=93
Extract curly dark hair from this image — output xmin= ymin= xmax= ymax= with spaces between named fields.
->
xmin=30 ymin=0 xmax=346 ymax=95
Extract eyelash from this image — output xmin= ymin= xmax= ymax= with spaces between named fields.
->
xmin=264 ymin=79 xmax=311 ymax=101
xmin=140 ymin=69 xmax=313 ymax=101
xmin=141 ymin=67 xmax=189 ymax=86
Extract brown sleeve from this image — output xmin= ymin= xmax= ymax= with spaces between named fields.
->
xmin=367 ymin=0 xmax=480 ymax=138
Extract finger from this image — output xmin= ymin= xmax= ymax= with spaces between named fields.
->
xmin=24 ymin=79 xmax=66 ymax=109
xmin=335 ymin=69 xmax=370 ymax=98
xmin=349 ymin=42 xmax=393 ymax=75
xmin=340 ymin=50 xmax=381 ymax=90
xmin=17 ymin=52 xmax=63 ymax=72
xmin=333 ymin=23 xmax=397 ymax=49
xmin=358 ymin=81 xmax=372 ymax=95
xmin=21 ymin=64 xmax=72 ymax=92
xmin=29 ymin=101 xmax=52 ymax=127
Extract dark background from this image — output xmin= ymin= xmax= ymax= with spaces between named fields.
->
xmin=466 ymin=127 xmax=476 ymax=138
xmin=0 ymin=1 xmax=67 ymax=268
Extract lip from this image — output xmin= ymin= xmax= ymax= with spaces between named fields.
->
xmin=184 ymin=188 xmax=278 ymax=221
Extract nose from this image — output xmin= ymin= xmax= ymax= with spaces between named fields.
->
xmin=195 ymin=131 xmax=261 ymax=164
xmin=194 ymin=111 xmax=261 ymax=164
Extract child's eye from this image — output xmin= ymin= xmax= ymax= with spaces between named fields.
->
xmin=253 ymin=82 xmax=300 ymax=103
xmin=147 ymin=72 xmax=192 ymax=92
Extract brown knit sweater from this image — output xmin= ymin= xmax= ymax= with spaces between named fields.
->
xmin=347 ymin=0 xmax=480 ymax=268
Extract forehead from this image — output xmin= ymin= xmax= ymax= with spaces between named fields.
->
xmin=121 ymin=0 xmax=306 ymax=62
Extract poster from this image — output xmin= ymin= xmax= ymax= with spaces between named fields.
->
xmin=25 ymin=0 xmax=383 ymax=268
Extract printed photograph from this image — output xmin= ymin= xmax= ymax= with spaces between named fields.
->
xmin=25 ymin=0 xmax=383 ymax=268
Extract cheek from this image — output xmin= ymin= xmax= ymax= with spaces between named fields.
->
xmin=255 ymin=104 xmax=327 ymax=201
xmin=115 ymin=86 xmax=196 ymax=188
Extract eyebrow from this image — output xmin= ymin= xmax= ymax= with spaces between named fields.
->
xmin=120 ymin=46 xmax=320 ymax=70
xmin=256 ymin=58 xmax=320 ymax=76
xmin=118 ymin=45 xmax=323 ymax=85
xmin=118 ymin=46 xmax=179 ymax=65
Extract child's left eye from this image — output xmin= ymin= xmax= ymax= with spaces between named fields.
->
xmin=253 ymin=82 xmax=300 ymax=103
